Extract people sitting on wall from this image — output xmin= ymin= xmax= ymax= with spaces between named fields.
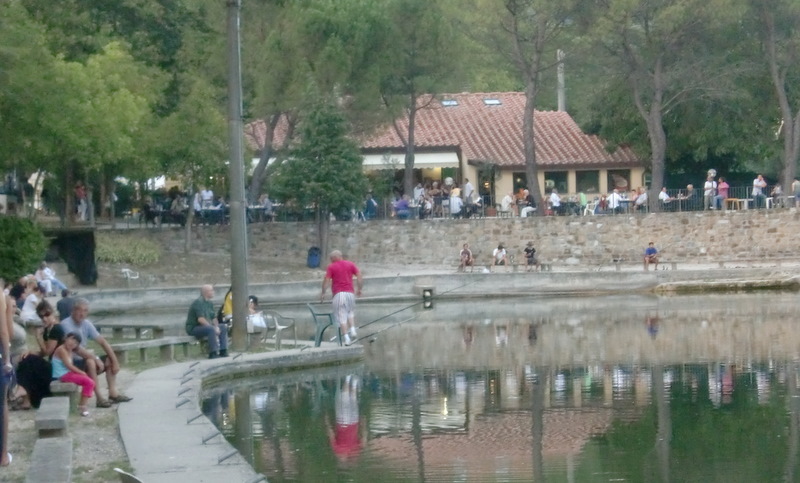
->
xmin=492 ymin=243 xmax=509 ymax=272
xmin=643 ymin=242 xmax=659 ymax=271
xmin=459 ymin=243 xmax=474 ymax=273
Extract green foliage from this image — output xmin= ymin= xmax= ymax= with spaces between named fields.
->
xmin=271 ymin=103 xmax=367 ymax=215
xmin=0 ymin=216 xmax=47 ymax=282
xmin=95 ymin=232 xmax=161 ymax=265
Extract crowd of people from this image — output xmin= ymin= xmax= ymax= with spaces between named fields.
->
xmin=361 ymin=171 xmax=800 ymax=221
xmin=0 ymin=264 xmax=133 ymax=465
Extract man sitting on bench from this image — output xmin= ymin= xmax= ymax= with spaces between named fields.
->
xmin=60 ymin=299 xmax=132 ymax=408
xmin=186 ymin=285 xmax=228 ymax=359
xmin=644 ymin=242 xmax=659 ymax=271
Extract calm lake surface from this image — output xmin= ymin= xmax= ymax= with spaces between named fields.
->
xmin=201 ymin=292 xmax=800 ymax=482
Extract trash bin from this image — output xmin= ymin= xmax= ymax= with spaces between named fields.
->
xmin=307 ymin=246 xmax=321 ymax=268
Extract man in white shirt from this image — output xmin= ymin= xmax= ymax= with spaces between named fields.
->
xmin=200 ymin=187 xmax=214 ymax=209
xmin=462 ymin=178 xmax=474 ymax=204
xmin=752 ymin=174 xmax=767 ymax=208
xmin=500 ymin=192 xmax=515 ymax=215
xmin=635 ymin=190 xmax=648 ymax=211
xmin=703 ymin=175 xmax=717 ymax=210
xmin=413 ymin=183 xmax=424 ymax=202
xmin=549 ymin=189 xmax=561 ymax=215
xmin=608 ymin=189 xmax=623 ymax=214
xmin=449 ymin=193 xmax=464 ymax=217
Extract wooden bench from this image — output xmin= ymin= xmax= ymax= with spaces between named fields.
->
xmin=110 ymin=335 xmax=196 ymax=363
xmin=35 ymin=396 xmax=70 ymax=437
xmin=25 ymin=436 xmax=73 ymax=483
xmin=306 ymin=303 xmax=342 ymax=347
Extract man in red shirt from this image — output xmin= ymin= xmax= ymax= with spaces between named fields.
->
xmin=321 ymin=250 xmax=363 ymax=345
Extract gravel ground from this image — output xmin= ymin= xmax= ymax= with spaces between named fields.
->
xmin=4 ymin=369 xmax=135 ymax=483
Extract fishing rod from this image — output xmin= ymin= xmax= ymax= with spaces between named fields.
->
xmin=360 ymin=315 xmax=419 ymax=343
xmin=326 ymin=277 xmax=480 ymax=342
xmin=355 ymin=277 xmax=479 ymax=331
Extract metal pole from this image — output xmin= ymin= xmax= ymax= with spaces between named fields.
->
xmin=226 ymin=0 xmax=249 ymax=351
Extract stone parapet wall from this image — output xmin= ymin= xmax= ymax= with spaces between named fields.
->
xmin=153 ymin=209 xmax=800 ymax=267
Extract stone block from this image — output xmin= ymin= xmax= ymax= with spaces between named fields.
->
xmin=35 ymin=396 xmax=70 ymax=437
xmin=25 ymin=436 xmax=72 ymax=483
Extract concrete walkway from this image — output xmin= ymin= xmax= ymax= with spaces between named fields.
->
xmin=118 ymin=343 xmax=363 ymax=482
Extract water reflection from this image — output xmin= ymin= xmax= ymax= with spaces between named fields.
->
xmin=201 ymin=293 xmax=800 ymax=482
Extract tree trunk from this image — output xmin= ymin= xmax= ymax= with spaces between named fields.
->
xmin=247 ymin=113 xmax=297 ymax=204
xmin=247 ymin=114 xmax=280 ymax=204
xmin=646 ymin=109 xmax=667 ymax=213
xmin=64 ymin=164 xmax=75 ymax=225
xmin=318 ymin=207 xmax=331 ymax=259
xmin=764 ymin=7 xmax=800 ymax=196
xmin=522 ymin=82 xmax=543 ymax=213
xmin=403 ymin=96 xmax=418 ymax=197
xmin=184 ymin=203 xmax=194 ymax=254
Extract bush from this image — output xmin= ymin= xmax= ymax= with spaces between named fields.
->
xmin=0 ymin=216 xmax=47 ymax=282
xmin=95 ymin=232 xmax=161 ymax=265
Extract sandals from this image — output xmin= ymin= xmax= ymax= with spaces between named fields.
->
xmin=78 ymin=406 xmax=90 ymax=417
xmin=109 ymin=394 xmax=132 ymax=403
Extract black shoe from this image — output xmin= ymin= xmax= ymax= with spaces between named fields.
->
xmin=208 ymin=351 xmax=219 ymax=359
xmin=218 ymin=350 xmax=228 ymax=358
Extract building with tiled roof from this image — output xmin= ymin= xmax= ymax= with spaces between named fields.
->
xmin=245 ymin=92 xmax=644 ymax=204
xmin=360 ymin=92 xmax=644 ymax=204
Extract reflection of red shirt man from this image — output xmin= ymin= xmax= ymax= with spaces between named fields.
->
xmin=321 ymin=250 xmax=363 ymax=346
xmin=327 ymin=375 xmax=364 ymax=461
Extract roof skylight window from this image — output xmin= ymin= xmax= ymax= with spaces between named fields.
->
xmin=483 ymin=98 xmax=501 ymax=105
xmin=441 ymin=99 xmax=458 ymax=107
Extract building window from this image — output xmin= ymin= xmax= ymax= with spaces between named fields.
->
xmin=544 ymin=171 xmax=568 ymax=193
xmin=607 ymin=170 xmax=631 ymax=192
xmin=576 ymin=170 xmax=600 ymax=194
xmin=512 ymin=172 xmax=528 ymax=193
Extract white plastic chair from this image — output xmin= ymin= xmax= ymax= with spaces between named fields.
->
xmin=583 ymin=202 xmax=597 ymax=216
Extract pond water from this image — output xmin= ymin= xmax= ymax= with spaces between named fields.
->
xmin=202 ymin=292 xmax=800 ymax=482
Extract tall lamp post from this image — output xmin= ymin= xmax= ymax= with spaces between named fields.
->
xmin=226 ymin=0 xmax=249 ymax=351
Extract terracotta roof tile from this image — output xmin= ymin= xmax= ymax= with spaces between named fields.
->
xmin=362 ymin=92 xmax=641 ymax=168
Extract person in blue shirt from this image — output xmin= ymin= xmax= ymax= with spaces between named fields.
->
xmin=644 ymin=242 xmax=659 ymax=271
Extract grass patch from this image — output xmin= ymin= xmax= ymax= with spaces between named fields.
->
xmin=95 ymin=232 xmax=161 ymax=265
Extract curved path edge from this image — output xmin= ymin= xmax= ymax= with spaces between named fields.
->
xmin=118 ymin=344 xmax=364 ymax=483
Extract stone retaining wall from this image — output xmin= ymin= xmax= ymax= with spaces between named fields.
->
xmin=151 ymin=209 xmax=800 ymax=267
